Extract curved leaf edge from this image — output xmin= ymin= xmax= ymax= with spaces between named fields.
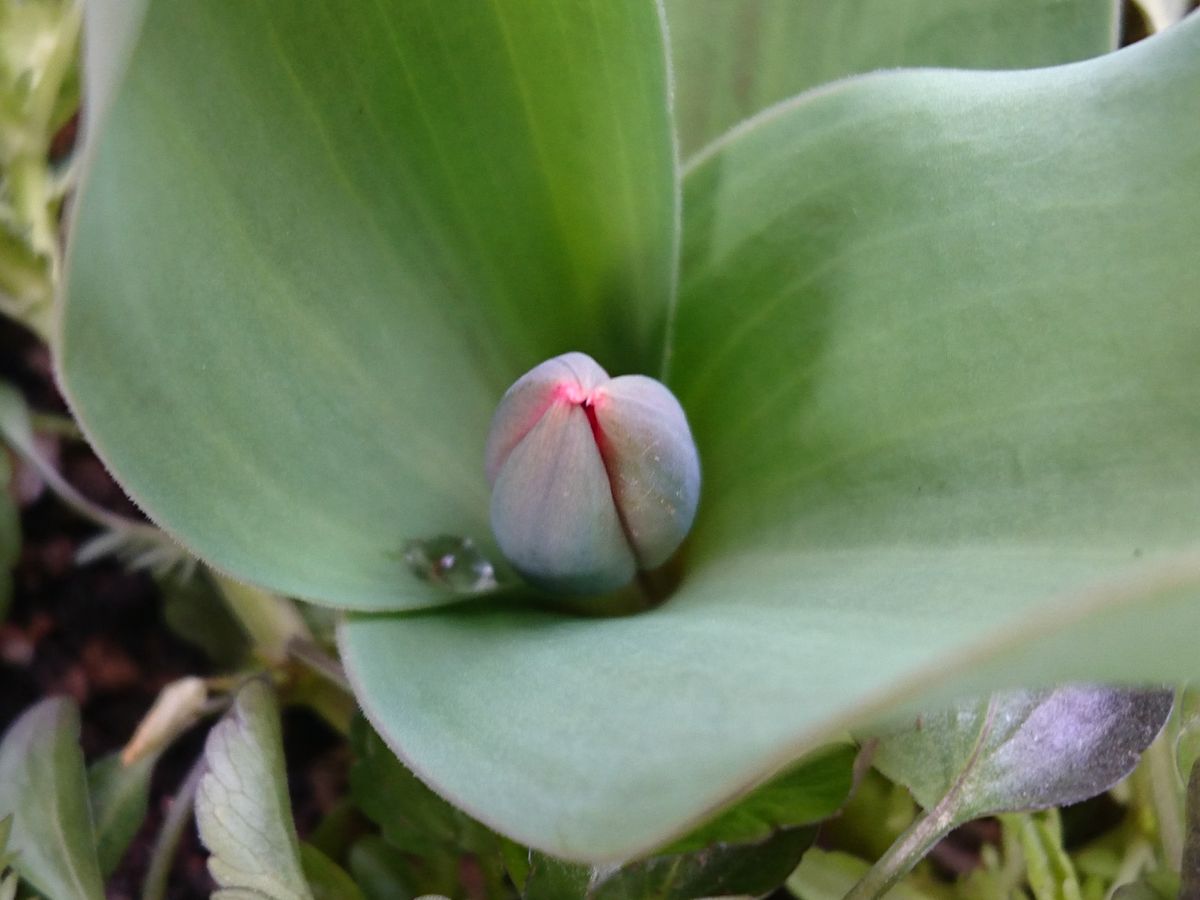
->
xmin=678 ymin=7 xmax=1178 ymax=176
xmin=339 ymin=546 xmax=1200 ymax=862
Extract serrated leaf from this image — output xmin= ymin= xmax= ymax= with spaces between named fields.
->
xmin=523 ymin=826 xmax=817 ymax=900
xmin=665 ymin=0 xmax=1120 ymax=155
xmin=874 ymin=687 xmax=1173 ymax=821
xmin=0 ymin=698 xmax=104 ymax=900
xmin=87 ymin=751 xmax=154 ymax=877
xmin=662 ymin=743 xmax=855 ymax=853
xmin=195 ymin=680 xmax=313 ymax=900
xmin=348 ymin=716 xmax=496 ymax=858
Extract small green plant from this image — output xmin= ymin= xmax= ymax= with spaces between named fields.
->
xmin=2 ymin=0 xmax=1200 ymax=897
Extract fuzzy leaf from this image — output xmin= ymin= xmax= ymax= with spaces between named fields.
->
xmin=873 ymin=687 xmax=1173 ymax=820
xmin=195 ymin=680 xmax=313 ymax=900
xmin=0 ymin=698 xmax=104 ymax=900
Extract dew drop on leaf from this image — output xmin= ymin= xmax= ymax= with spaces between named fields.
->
xmin=402 ymin=535 xmax=498 ymax=593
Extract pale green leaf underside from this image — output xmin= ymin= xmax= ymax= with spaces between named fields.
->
xmin=665 ymin=0 xmax=1119 ymax=156
xmin=60 ymin=0 xmax=677 ymax=610
xmin=343 ymin=19 xmax=1200 ymax=860
xmin=0 ymin=698 xmax=105 ymax=900
xmin=196 ymin=680 xmax=312 ymax=900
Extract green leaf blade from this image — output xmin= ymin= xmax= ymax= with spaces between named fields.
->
xmin=0 ymin=698 xmax=105 ymax=900
xmin=60 ymin=0 xmax=678 ymax=611
xmin=665 ymin=0 xmax=1120 ymax=156
xmin=343 ymin=20 xmax=1200 ymax=860
xmin=88 ymin=751 xmax=155 ymax=877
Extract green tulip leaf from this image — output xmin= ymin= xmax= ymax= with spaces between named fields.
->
xmin=88 ymin=751 xmax=155 ymax=877
xmin=665 ymin=0 xmax=1119 ymax=155
xmin=343 ymin=17 xmax=1200 ymax=860
xmin=62 ymin=0 xmax=1200 ymax=869
xmin=195 ymin=679 xmax=313 ymax=900
xmin=60 ymin=0 xmax=678 ymax=611
xmin=0 ymin=698 xmax=105 ymax=900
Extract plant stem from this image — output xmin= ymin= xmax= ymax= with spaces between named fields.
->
xmin=844 ymin=803 xmax=958 ymax=900
xmin=1179 ymin=757 xmax=1200 ymax=897
xmin=141 ymin=754 xmax=205 ymax=900
xmin=1144 ymin=728 xmax=1185 ymax=870
xmin=287 ymin=638 xmax=351 ymax=693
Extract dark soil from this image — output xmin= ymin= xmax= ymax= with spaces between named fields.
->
xmin=1 ymin=317 xmax=346 ymax=898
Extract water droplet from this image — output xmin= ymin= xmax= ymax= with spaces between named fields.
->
xmin=403 ymin=535 xmax=499 ymax=593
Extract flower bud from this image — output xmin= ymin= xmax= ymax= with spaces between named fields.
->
xmin=486 ymin=352 xmax=700 ymax=595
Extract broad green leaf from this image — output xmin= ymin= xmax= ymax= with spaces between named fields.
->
xmin=88 ymin=751 xmax=155 ymax=877
xmin=299 ymin=844 xmax=365 ymax=900
xmin=195 ymin=679 xmax=313 ymax=900
xmin=343 ymin=19 xmax=1200 ymax=861
xmin=873 ymin=688 xmax=1172 ymax=818
xmin=665 ymin=0 xmax=1119 ymax=155
xmin=0 ymin=698 xmax=104 ymax=900
xmin=522 ymin=827 xmax=816 ymax=900
xmin=60 ymin=0 xmax=677 ymax=611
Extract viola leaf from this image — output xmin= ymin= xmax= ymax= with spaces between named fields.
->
xmin=0 ymin=698 xmax=105 ymax=900
xmin=661 ymin=742 xmax=855 ymax=853
xmin=195 ymin=679 xmax=313 ymax=900
xmin=873 ymin=687 xmax=1173 ymax=821
xmin=523 ymin=826 xmax=817 ymax=900
xmin=665 ymin=0 xmax=1119 ymax=155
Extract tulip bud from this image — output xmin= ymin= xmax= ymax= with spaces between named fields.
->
xmin=486 ymin=352 xmax=700 ymax=595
